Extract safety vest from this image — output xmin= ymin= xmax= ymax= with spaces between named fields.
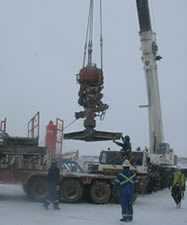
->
xmin=173 ymin=171 xmax=186 ymax=187
xmin=115 ymin=172 xmax=136 ymax=186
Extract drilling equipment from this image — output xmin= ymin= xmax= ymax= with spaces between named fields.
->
xmin=64 ymin=0 xmax=122 ymax=142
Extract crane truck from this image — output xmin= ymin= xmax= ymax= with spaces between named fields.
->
xmin=63 ymin=0 xmax=177 ymax=200
xmin=83 ymin=0 xmax=177 ymax=195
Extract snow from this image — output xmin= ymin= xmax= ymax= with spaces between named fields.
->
xmin=0 ymin=184 xmax=187 ymax=225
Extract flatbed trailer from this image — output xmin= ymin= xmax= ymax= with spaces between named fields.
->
xmin=0 ymin=166 xmax=122 ymax=204
xmin=0 ymin=113 xmax=124 ymax=204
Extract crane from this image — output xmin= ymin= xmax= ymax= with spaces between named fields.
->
xmin=136 ymin=0 xmax=172 ymax=157
xmin=63 ymin=0 xmax=176 ymax=195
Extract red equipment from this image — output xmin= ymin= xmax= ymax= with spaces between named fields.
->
xmin=45 ymin=121 xmax=57 ymax=154
xmin=64 ymin=0 xmax=122 ymax=142
xmin=45 ymin=119 xmax=64 ymax=155
xmin=79 ymin=66 xmax=103 ymax=84
xmin=75 ymin=0 xmax=108 ymax=128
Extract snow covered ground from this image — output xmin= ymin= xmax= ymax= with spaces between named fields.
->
xmin=0 ymin=184 xmax=187 ymax=225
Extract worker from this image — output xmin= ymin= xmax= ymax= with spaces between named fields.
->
xmin=114 ymin=160 xmax=136 ymax=222
xmin=113 ymin=135 xmax=132 ymax=159
xmin=44 ymin=160 xmax=60 ymax=210
xmin=171 ymin=168 xmax=186 ymax=208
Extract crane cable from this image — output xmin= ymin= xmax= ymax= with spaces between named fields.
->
xmin=63 ymin=119 xmax=77 ymax=131
xmin=83 ymin=0 xmax=94 ymax=67
xmin=82 ymin=0 xmax=103 ymax=70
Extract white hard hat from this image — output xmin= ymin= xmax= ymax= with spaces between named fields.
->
xmin=122 ymin=160 xmax=131 ymax=168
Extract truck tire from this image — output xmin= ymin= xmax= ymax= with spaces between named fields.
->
xmin=60 ymin=178 xmax=83 ymax=203
xmin=90 ymin=181 xmax=111 ymax=204
xmin=137 ymin=175 xmax=150 ymax=194
xmin=27 ymin=176 xmax=48 ymax=202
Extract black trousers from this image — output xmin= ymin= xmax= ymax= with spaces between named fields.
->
xmin=46 ymin=182 xmax=58 ymax=204
xmin=171 ymin=185 xmax=182 ymax=205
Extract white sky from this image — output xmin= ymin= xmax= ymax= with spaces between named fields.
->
xmin=0 ymin=0 xmax=186 ymax=156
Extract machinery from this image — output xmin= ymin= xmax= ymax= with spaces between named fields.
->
xmin=0 ymin=113 xmax=48 ymax=201
xmin=0 ymin=113 xmax=123 ymax=204
xmin=113 ymin=0 xmax=178 ymax=192
xmin=64 ymin=0 xmax=122 ymax=142
xmin=0 ymin=1 xmax=177 ymax=203
xmin=78 ymin=0 xmax=177 ymax=194
xmin=136 ymin=0 xmax=176 ymax=166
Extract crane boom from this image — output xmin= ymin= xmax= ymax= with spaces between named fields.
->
xmin=136 ymin=0 xmax=164 ymax=154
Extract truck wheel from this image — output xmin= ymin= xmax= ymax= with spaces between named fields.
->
xmin=60 ymin=179 xmax=83 ymax=203
xmin=90 ymin=181 xmax=111 ymax=204
xmin=137 ymin=176 xmax=150 ymax=194
xmin=27 ymin=176 xmax=48 ymax=202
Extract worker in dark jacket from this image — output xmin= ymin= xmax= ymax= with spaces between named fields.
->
xmin=113 ymin=135 xmax=132 ymax=159
xmin=44 ymin=160 xmax=60 ymax=209
xmin=114 ymin=160 xmax=136 ymax=222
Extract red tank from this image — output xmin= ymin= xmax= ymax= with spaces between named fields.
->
xmin=45 ymin=121 xmax=57 ymax=154
xmin=79 ymin=66 xmax=103 ymax=84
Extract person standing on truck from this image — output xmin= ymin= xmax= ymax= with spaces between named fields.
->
xmin=171 ymin=168 xmax=186 ymax=208
xmin=113 ymin=135 xmax=132 ymax=159
xmin=44 ymin=160 xmax=60 ymax=210
xmin=114 ymin=160 xmax=136 ymax=222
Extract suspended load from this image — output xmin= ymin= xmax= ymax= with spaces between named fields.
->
xmin=64 ymin=0 xmax=122 ymax=141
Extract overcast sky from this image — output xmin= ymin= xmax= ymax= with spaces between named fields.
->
xmin=0 ymin=0 xmax=186 ymax=157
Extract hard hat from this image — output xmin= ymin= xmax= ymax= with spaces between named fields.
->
xmin=122 ymin=159 xmax=131 ymax=168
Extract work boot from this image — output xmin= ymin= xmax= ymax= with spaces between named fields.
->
xmin=177 ymin=202 xmax=181 ymax=208
xmin=127 ymin=215 xmax=133 ymax=222
xmin=53 ymin=203 xmax=60 ymax=210
xmin=120 ymin=216 xmax=127 ymax=222
xmin=43 ymin=201 xmax=49 ymax=210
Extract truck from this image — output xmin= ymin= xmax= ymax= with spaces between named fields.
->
xmin=0 ymin=112 xmax=48 ymax=201
xmin=64 ymin=0 xmax=179 ymax=198
xmin=93 ymin=0 xmax=178 ymax=194
xmin=0 ymin=113 xmax=128 ymax=204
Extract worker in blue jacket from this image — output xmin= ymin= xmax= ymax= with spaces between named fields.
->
xmin=113 ymin=135 xmax=132 ymax=159
xmin=44 ymin=160 xmax=60 ymax=210
xmin=114 ymin=160 xmax=136 ymax=222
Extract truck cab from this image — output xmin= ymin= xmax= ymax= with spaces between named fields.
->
xmin=97 ymin=150 xmax=148 ymax=175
